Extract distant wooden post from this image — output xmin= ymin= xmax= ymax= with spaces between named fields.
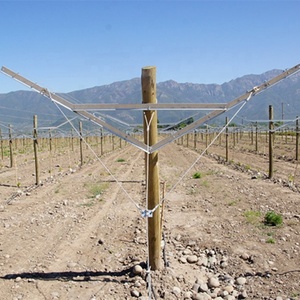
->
xmin=205 ymin=125 xmax=208 ymax=153
xmin=142 ymin=66 xmax=161 ymax=271
xmin=9 ymin=124 xmax=14 ymax=168
xmin=233 ymin=129 xmax=236 ymax=147
xmin=33 ymin=115 xmax=39 ymax=185
xmin=255 ymin=122 xmax=258 ymax=152
xmin=100 ymin=128 xmax=104 ymax=156
xmin=49 ymin=129 xmax=52 ymax=152
xmin=296 ymin=116 xmax=299 ymax=161
xmin=269 ymin=105 xmax=274 ymax=179
xmin=112 ymin=135 xmax=115 ymax=151
xmin=79 ymin=121 xmax=83 ymax=166
xmin=194 ymin=131 xmax=197 ymax=149
xmin=225 ymin=117 xmax=229 ymax=162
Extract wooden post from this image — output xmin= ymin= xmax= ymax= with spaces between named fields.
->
xmin=9 ymin=124 xmax=14 ymax=168
xmin=269 ymin=105 xmax=274 ymax=179
xmin=233 ymin=129 xmax=236 ymax=147
xmin=205 ymin=125 xmax=208 ymax=153
xmin=194 ymin=131 xmax=197 ymax=149
xmin=49 ymin=129 xmax=52 ymax=152
xmin=255 ymin=122 xmax=258 ymax=152
xmin=112 ymin=135 xmax=115 ymax=151
xmin=225 ymin=117 xmax=229 ymax=162
xmin=142 ymin=66 xmax=161 ymax=271
xmin=79 ymin=121 xmax=83 ymax=166
xmin=33 ymin=115 xmax=39 ymax=185
xmin=296 ymin=116 xmax=299 ymax=161
xmin=100 ymin=128 xmax=104 ymax=156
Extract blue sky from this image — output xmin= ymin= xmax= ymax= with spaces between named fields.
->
xmin=0 ymin=0 xmax=299 ymax=93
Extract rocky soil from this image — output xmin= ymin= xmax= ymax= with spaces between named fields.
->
xmin=0 ymin=138 xmax=299 ymax=300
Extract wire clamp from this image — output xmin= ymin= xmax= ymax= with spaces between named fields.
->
xmin=141 ymin=209 xmax=153 ymax=218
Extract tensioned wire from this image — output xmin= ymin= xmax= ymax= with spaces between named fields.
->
xmin=53 ymin=91 xmax=156 ymax=299
xmin=48 ymin=92 xmax=144 ymax=215
xmin=49 ymin=88 xmax=251 ymax=300
xmin=138 ymin=94 xmax=253 ymax=300
xmin=149 ymin=92 xmax=254 ymax=215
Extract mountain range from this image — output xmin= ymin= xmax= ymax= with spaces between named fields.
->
xmin=0 ymin=68 xmax=300 ymax=136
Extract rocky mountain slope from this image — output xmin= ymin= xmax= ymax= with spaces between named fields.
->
xmin=1 ymin=69 xmax=300 ymax=134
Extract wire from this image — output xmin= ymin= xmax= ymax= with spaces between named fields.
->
xmin=152 ymin=96 xmax=252 ymax=214
xmin=46 ymin=89 xmax=144 ymax=215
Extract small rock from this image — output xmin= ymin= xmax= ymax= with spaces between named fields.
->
xmin=132 ymin=264 xmax=143 ymax=276
xmin=220 ymin=261 xmax=228 ymax=268
xmin=187 ymin=255 xmax=198 ymax=264
xmin=67 ymin=262 xmax=77 ymax=268
xmin=130 ymin=289 xmax=140 ymax=297
xmin=184 ymin=291 xmax=193 ymax=299
xmin=198 ymin=282 xmax=209 ymax=292
xmin=175 ymin=234 xmax=182 ymax=241
xmin=179 ymin=256 xmax=187 ymax=264
xmin=235 ymin=276 xmax=246 ymax=285
xmin=240 ymin=253 xmax=249 ymax=260
xmin=239 ymin=290 xmax=248 ymax=299
xmin=192 ymin=283 xmax=200 ymax=292
xmin=208 ymin=277 xmax=220 ymax=288
xmin=183 ymin=248 xmax=193 ymax=255
xmin=173 ymin=286 xmax=181 ymax=296
xmin=224 ymin=285 xmax=234 ymax=293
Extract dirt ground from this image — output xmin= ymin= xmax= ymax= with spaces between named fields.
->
xmin=0 ymin=136 xmax=299 ymax=300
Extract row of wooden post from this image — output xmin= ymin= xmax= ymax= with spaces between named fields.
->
xmin=1 ymin=118 xmax=128 ymax=186
xmin=179 ymin=105 xmax=299 ymax=180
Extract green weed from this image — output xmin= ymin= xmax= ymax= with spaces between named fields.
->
xmin=264 ymin=211 xmax=283 ymax=226
xmin=116 ymin=158 xmax=125 ymax=162
xmin=266 ymin=237 xmax=275 ymax=244
xmin=192 ymin=172 xmax=202 ymax=179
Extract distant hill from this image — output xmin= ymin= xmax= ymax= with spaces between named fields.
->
xmin=0 ymin=69 xmax=300 ymax=136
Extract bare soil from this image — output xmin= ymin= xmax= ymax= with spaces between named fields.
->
xmin=0 ymin=136 xmax=299 ymax=300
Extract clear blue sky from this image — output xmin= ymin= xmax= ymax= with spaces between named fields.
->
xmin=0 ymin=0 xmax=299 ymax=93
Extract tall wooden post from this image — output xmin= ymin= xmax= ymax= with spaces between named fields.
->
xmin=269 ymin=105 xmax=274 ymax=179
xmin=205 ymin=125 xmax=208 ymax=154
xmin=100 ymin=128 xmax=104 ymax=156
xmin=296 ymin=116 xmax=299 ymax=161
xmin=225 ymin=117 xmax=229 ymax=162
xmin=255 ymin=122 xmax=258 ymax=153
xmin=33 ymin=115 xmax=39 ymax=185
xmin=142 ymin=66 xmax=161 ymax=271
xmin=79 ymin=121 xmax=83 ymax=166
xmin=9 ymin=124 xmax=14 ymax=168
xmin=49 ymin=129 xmax=52 ymax=152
